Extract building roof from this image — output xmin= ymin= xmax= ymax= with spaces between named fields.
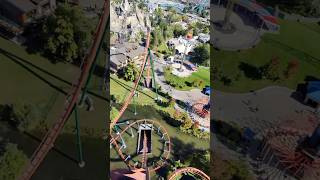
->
xmin=1 ymin=0 xmax=37 ymax=13
xmin=175 ymin=44 xmax=193 ymax=55
xmin=31 ymin=0 xmax=48 ymax=5
xmin=236 ymin=0 xmax=279 ymax=25
xmin=113 ymin=42 xmax=144 ymax=59
xmin=110 ymin=54 xmax=127 ymax=66
xmin=307 ymin=81 xmax=320 ymax=103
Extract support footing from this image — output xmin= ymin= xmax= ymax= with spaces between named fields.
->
xmin=78 ymin=161 xmax=86 ymax=168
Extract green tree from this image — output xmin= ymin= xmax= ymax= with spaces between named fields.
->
xmin=261 ymin=56 xmax=281 ymax=81
xmin=285 ymin=59 xmax=299 ymax=79
xmin=123 ymin=62 xmax=138 ymax=82
xmin=0 ymin=143 xmax=27 ymax=180
xmin=191 ymin=44 xmax=210 ymax=66
xmin=180 ymin=118 xmax=193 ymax=133
xmin=44 ymin=17 xmax=78 ymax=62
xmin=154 ymin=8 xmax=163 ymax=25
xmin=168 ymin=160 xmax=187 ymax=176
xmin=187 ymin=150 xmax=210 ymax=174
xmin=173 ymin=24 xmax=186 ymax=38
xmin=7 ymin=103 xmax=42 ymax=132
xmin=43 ymin=4 xmax=93 ymax=62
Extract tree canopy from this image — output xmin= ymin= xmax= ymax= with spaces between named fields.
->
xmin=1 ymin=103 xmax=42 ymax=132
xmin=123 ymin=62 xmax=138 ymax=82
xmin=0 ymin=143 xmax=27 ymax=180
xmin=43 ymin=4 xmax=94 ymax=62
xmin=191 ymin=44 xmax=210 ymax=66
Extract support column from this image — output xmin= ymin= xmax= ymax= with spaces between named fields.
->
xmin=117 ymin=131 xmax=126 ymax=149
xmin=133 ymin=91 xmax=137 ymax=115
xmin=78 ymin=14 xmax=108 ymax=106
xmin=74 ymin=105 xmax=85 ymax=168
xmin=148 ymin=48 xmax=159 ymax=101
xmin=126 ymin=121 xmax=134 ymax=138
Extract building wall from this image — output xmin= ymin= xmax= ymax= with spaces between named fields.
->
xmin=0 ymin=1 xmax=34 ymax=25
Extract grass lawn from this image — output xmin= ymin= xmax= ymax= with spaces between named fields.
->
xmin=0 ymin=37 xmax=107 ymax=178
xmin=213 ymin=19 xmax=320 ymax=93
xmin=110 ymin=74 xmax=169 ymax=106
xmin=164 ymin=66 xmax=210 ymax=91
xmin=110 ymin=105 xmax=210 ymax=172
xmin=110 ymin=75 xmax=210 ymax=174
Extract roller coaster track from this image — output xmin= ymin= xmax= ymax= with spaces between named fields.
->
xmin=109 ymin=30 xmax=150 ymax=129
xmin=109 ymin=30 xmax=151 ymax=170
xmin=168 ymin=167 xmax=210 ymax=180
xmin=111 ymin=119 xmax=171 ymax=171
xmin=18 ymin=1 xmax=109 ymax=179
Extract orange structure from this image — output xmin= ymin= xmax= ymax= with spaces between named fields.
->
xmin=18 ymin=1 xmax=109 ymax=179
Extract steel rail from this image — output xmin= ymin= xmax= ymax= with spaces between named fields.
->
xmin=18 ymin=1 xmax=109 ymax=179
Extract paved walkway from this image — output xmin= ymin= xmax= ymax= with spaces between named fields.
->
xmin=153 ymin=59 xmax=208 ymax=103
xmin=212 ymin=7 xmax=262 ymax=51
xmin=153 ymin=59 xmax=210 ymax=130
xmin=213 ymin=86 xmax=314 ymax=134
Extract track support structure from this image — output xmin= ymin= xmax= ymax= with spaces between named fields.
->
xmin=74 ymin=104 xmax=85 ymax=168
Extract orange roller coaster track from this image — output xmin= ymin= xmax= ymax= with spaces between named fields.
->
xmin=111 ymin=119 xmax=171 ymax=172
xmin=18 ymin=1 xmax=109 ymax=179
xmin=168 ymin=167 xmax=210 ymax=180
xmin=109 ymin=30 xmax=151 ymax=129
xmin=109 ymin=28 xmax=154 ymax=171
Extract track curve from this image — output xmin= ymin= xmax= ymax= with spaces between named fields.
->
xmin=18 ymin=1 xmax=109 ymax=179
xmin=168 ymin=167 xmax=210 ymax=180
xmin=111 ymin=119 xmax=171 ymax=172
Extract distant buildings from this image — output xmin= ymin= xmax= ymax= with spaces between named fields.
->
xmin=168 ymin=36 xmax=200 ymax=56
xmin=110 ymin=42 xmax=145 ymax=73
xmin=0 ymin=0 xmax=56 ymax=35
xmin=148 ymin=0 xmax=185 ymax=13
xmin=212 ymin=0 xmax=280 ymax=32
xmin=198 ymin=33 xmax=210 ymax=43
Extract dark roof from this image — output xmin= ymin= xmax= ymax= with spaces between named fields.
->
xmin=31 ymin=0 xmax=49 ymax=5
xmin=110 ymin=54 xmax=127 ymax=65
xmin=113 ymin=43 xmax=144 ymax=59
xmin=1 ymin=0 xmax=36 ymax=13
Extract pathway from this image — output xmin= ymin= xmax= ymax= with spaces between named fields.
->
xmin=213 ymin=86 xmax=315 ymax=134
xmin=153 ymin=59 xmax=208 ymax=103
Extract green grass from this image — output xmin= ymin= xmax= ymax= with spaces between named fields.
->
xmin=110 ymin=74 xmax=169 ymax=106
xmin=213 ymin=20 xmax=320 ymax=93
xmin=110 ymin=75 xmax=210 ymax=172
xmin=0 ymin=37 xmax=107 ymax=131
xmin=0 ymin=36 xmax=107 ymax=179
xmin=164 ymin=67 xmax=210 ymax=91
xmin=110 ymin=106 xmax=210 ymax=171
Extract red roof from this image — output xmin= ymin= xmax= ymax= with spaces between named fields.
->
xmin=263 ymin=15 xmax=278 ymax=24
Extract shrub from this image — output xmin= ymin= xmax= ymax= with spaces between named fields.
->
xmin=284 ymin=59 xmax=299 ymax=79
xmin=261 ymin=56 xmax=281 ymax=81
xmin=0 ymin=143 xmax=27 ymax=180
